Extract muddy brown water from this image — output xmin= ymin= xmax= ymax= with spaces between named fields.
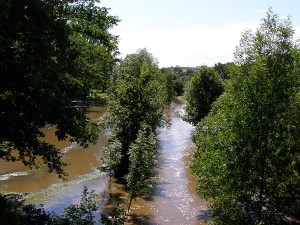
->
xmin=129 ymin=100 xmax=207 ymax=225
xmin=104 ymin=99 xmax=208 ymax=225
xmin=0 ymin=100 xmax=207 ymax=224
xmin=0 ymin=104 xmax=108 ymax=192
xmin=0 ymin=104 xmax=109 ymax=218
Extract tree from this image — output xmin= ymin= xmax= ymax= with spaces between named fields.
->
xmin=65 ymin=0 xmax=119 ymax=96
xmin=161 ymin=70 xmax=185 ymax=103
xmin=101 ymin=136 xmax=122 ymax=188
xmin=184 ymin=66 xmax=224 ymax=125
xmin=191 ymin=10 xmax=300 ymax=224
xmin=173 ymin=73 xmax=185 ymax=96
xmin=0 ymin=0 xmax=118 ymax=177
xmin=213 ymin=62 xmax=233 ymax=80
xmin=163 ymin=71 xmax=175 ymax=104
xmin=100 ymin=204 xmax=125 ymax=225
xmin=125 ymin=125 xmax=156 ymax=212
xmin=107 ymin=49 xmax=165 ymax=176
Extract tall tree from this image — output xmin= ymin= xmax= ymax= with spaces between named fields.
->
xmin=161 ymin=70 xmax=184 ymax=103
xmin=101 ymin=136 xmax=122 ymax=188
xmin=163 ymin=70 xmax=175 ymax=104
xmin=107 ymin=49 xmax=165 ymax=176
xmin=125 ymin=124 xmax=156 ymax=212
xmin=0 ymin=0 xmax=118 ymax=177
xmin=191 ymin=10 xmax=300 ymax=224
xmin=184 ymin=66 xmax=224 ymax=125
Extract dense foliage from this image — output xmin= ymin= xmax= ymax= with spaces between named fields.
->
xmin=161 ymin=66 xmax=194 ymax=94
xmin=101 ymin=49 xmax=165 ymax=211
xmin=101 ymin=135 xmax=122 ymax=187
xmin=213 ymin=62 xmax=233 ymax=80
xmin=66 ymin=0 xmax=119 ymax=95
xmin=191 ymin=10 xmax=300 ymax=224
xmin=106 ymin=49 xmax=165 ymax=176
xmin=0 ymin=0 xmax=118 ymax=177
xmin=125 ymin=124 xmax=157 ymax=211
xmin=161 ymin=70 xmax=185 ymax=103
xmin=100 ymin=204 xmax=125 ymax=225
xmin=185 ymin=66 xmax=224 ymax=125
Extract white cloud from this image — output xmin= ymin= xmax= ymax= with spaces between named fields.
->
xmin=116 ymin=21 xmax=260 ymax=67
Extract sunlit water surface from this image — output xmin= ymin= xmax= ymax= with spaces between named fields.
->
xmin=0 ymin=101 xmax=207 ymax=225
xmin=126 ymin=100 xmax=207 ymax=225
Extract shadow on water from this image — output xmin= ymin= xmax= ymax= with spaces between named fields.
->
xmin=128 ymin=211 xmax=209 ymax=225
xmin=128 ymin=213 xmax=157 ymax=225
xmin=197 ymin=210 xmax=209 ymax=223
xmin=148 ymin=181 xmax=172 ymax=200
xmin=128 ymin=209 xmax=209 ymax=225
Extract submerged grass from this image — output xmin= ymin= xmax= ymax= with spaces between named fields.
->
xmin=25 ymin=168 xmax=107 ymax=205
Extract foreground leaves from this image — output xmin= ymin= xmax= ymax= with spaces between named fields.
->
xmin=0 ymin=0 xmax=118 ymax=177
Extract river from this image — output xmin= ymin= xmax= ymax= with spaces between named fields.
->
xmin=125 ymin=99 xmax=207 ymax=225
xmin=0 ymin=100 xmax=207 ymax=224
xmin=0 ymin=103 xmax=109 ymax=214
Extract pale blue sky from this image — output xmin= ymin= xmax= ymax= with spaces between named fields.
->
xmin=101 ymin=0 xmax=300 ymax=67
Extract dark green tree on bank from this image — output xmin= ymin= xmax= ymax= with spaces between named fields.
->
xmin=0 ymin=0 xmax=118 ymax=177
xmin=184 ymin=66 xmax=224 ymax=125
xmin=107 ymin=49 xmax=165 ymax=176
xmin=191 ymin=10 xmax=300 ymax=224
xmin=213 ymin=62 xmax=233 ymax=80
xmin=162 ymin=71 xmax=175 ymax=104
xmin=161 ymin=66 xmax=192 ymax=94
xmin=161 ymin=70 xmax=184 ymax=103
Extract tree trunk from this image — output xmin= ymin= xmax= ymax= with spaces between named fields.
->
xmin=128 ymin=195 xmax=133 ymax=212
xmin=258 ymin=154 xmax=266 ymax=223
xmin=109 ymin=175 xmax=112 ymax=189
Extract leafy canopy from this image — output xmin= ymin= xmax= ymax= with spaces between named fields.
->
xmin=0 ymin=0 xmax=118 ymax=177
xmin=125 ymin=124 xmax=157 ymax=211
xmin=107 ymin=49 xmax=165 ymax=176
xmin=192 ymin=9 xmax=300 ymax=225
xmin=185 ymin=66 xmax=224 ymax=125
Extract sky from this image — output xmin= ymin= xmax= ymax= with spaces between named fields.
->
xmin=101 ymin=0 xmax=300 ymax=68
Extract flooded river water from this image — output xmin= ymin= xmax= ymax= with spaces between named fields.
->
xmin=126 ymin=99 xmax=207 ymax=225
xmin=0 ymin=104 xmax=109 ymax=213
xmin=0 ymin=100 xmax=207 ymax=224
